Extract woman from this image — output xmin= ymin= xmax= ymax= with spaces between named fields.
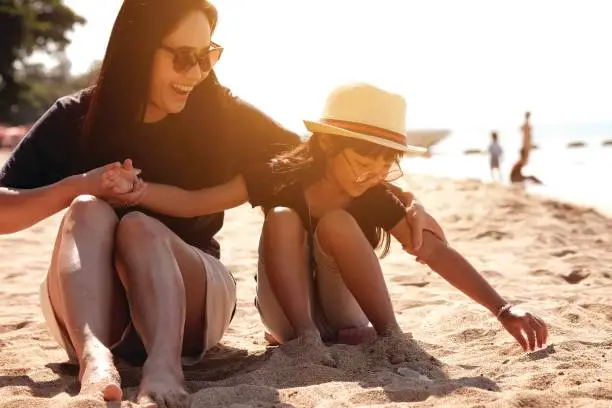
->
xmin=0 ymin=1 xmax=437 ymax=406
xmin=107 ymin=83 xmax=548 ymax=367
xmin=510 ymin=148 xmax=543 ymax=184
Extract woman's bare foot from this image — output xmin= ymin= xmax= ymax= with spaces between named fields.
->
xmin=137 ymin=359 xmax=190 ymax=408
xmin=78 ymin=345 xmax=122 ymax=402
xmin=280 ymin=329 xmax=336 ymax=367
xmin=337 ymin=326 xmax=377 ymax=345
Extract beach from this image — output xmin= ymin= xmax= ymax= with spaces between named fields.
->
xmin=405 ymin=138 xmax=612 ymax=217
xmin=1 ymin=151 xmax=612 ymax=407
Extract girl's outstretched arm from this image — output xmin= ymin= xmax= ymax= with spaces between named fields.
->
xmin=389 ymin=220 xmax=548 ymax=351
xmin=133 ymin=174 xmax=249 ymax=218
xmin=395 ymin=227 xmax=507 ymax=314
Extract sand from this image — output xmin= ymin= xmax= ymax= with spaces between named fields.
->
xmin=1 ymin=151 xmax=611 ymax=407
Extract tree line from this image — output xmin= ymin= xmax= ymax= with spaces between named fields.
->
xmin=0 ymin=0 xmax=92 ymax=125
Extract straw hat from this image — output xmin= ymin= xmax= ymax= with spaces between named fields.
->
xmin=304 ymin=83 xmax=427 ymax=154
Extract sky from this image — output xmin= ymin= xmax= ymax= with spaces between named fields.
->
xmin=58 ymin=0 xmax=612 ymax=134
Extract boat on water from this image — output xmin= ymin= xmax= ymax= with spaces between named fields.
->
xmin=406 ymin=129 xmax=450 ymax=156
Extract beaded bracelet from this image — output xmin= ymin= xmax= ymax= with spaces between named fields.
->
xmin=496 ymin=303 xmax=513 ymax=319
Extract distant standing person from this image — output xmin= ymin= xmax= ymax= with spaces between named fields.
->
xmin=521 ymin=111 xmax=532 ymax=157
xmin=510 ymin=148 xmax=542 ymax=184
xmin=488 ymin=131 xmax=503 ymax=181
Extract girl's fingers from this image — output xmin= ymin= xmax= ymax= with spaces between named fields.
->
xmin=123 ymin=159 xmax=133 ymax=171
xmin=529 ymin=317 xmax=547 ymax=348
xmin=509 ymin=326 xmax=528 ymax=351
xmin=523 ymin=322 xmax=536 ymax=351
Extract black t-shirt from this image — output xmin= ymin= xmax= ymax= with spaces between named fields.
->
xmin=246 ymin=176 xmax=407 ymax=247
xmin=0 ymin=86 xmax=300 ymax=257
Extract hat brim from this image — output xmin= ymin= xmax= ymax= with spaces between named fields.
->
xmin=303 ymin=120 xmax=427 ymax=155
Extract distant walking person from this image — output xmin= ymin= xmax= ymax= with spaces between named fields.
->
xmin=488 ymin=131 xmax=503 ymax=181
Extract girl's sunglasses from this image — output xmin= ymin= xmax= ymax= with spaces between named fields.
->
xmin=341 ymin=150 xmax=404 ymax=184
xmin=159 ymin=41 xmax=223 ymax=74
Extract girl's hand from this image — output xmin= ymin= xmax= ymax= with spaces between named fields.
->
xmin=114 ymin=178 xmax=148 ymax=207
xmin=103 ymin=159 xmax=147 ymax=208
xmin=78 ymin=159 xmax=144 ymax=208
xmin=100 ymin=159 xmax=141 ymax=194
xmin=497 ymin=305 xmax=549 ymax=351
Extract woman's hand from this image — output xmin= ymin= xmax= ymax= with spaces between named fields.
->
xmin=403 ymin=199 xmax=447 ymax=247
xmin=78 ymin=159 xmax=145 ymax=207
xmin=497 ymin=305 xmax=549 ymax=351
xmin=400 ymin=195 xmax=447 ymax=263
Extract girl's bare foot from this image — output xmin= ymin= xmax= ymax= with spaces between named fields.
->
xmin=337 ymin=326 xmax=377 ymax=345
xmin=280 ymin=329 xmax=336 ymax=367
xmin=369 ymin=326 xmax=418 ymax=364
xmin=264 ymin=331 xmax=280 ymax=346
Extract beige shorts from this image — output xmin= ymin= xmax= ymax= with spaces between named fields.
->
xmin=256 ymin=231 xmax=369 ymax=342
xmin=39 ymin=246 xmax=236 ymax=366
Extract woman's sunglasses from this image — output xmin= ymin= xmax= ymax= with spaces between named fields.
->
xmin=159 ymin=41 xmax=223 ymax=74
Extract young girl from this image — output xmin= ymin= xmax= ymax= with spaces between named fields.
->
xmin=108 ymin=83 xmax=548 ymax=364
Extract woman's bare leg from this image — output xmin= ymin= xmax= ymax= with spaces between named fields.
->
xmin=46 ymin=195 xmax=129 ymax=401
xmin=259 ymin=207 xmax=334 ymax=366
xmin=114 ymin=212 xmax=210 ymax=408
xmin=316 ymin=210 xmax=413 ymax=362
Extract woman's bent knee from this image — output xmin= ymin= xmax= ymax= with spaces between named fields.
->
xmin=113 ymin=212 xmax=174 ymax=280
xmin=115 ymin=211 xmax=163 ymax=248
xmin=64 ymin=195 xmax=118 ymax=232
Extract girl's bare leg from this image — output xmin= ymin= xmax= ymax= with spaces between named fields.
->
xmin=259 ymin=207 xmax=334 ymax=366
xmin=46 ymin=196 xmax=129 ymax=401
xmin=316 ymin=210 xmax=413 ymax=362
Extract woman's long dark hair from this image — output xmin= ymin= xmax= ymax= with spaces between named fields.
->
xmin=271 ymin=133 xmax=406 ymax=257
xmin=81 ymin=0 xmax=221 ymax=161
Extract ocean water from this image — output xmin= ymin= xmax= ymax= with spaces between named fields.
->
xmin=403 ymin=121 xmax=612 ymax=215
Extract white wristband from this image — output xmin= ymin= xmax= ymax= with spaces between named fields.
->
xmin=496 ymin=303 xmax=512 ymax=318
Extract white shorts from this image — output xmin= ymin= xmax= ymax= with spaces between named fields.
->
xmin=39 ymin=246 xmax=237 ymax=366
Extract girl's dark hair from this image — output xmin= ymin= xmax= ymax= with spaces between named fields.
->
xmin=82 ymin=0 xmax=220 ymax=161
xmin=271 ymin=133 xmax=406 ymax=257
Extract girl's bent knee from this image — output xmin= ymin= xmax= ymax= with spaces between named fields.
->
xmin=263 ymin=207 xmax=306 ymax=246
xmin=317 ymin=210 xmax=359 ymax=235
xmin=264 ymin=207 xmax=302 ymax=232
xmin=266 ymin=207 xmax=301 ymax=223
xmin=316 ymin=210 xmax=363 ymax=253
